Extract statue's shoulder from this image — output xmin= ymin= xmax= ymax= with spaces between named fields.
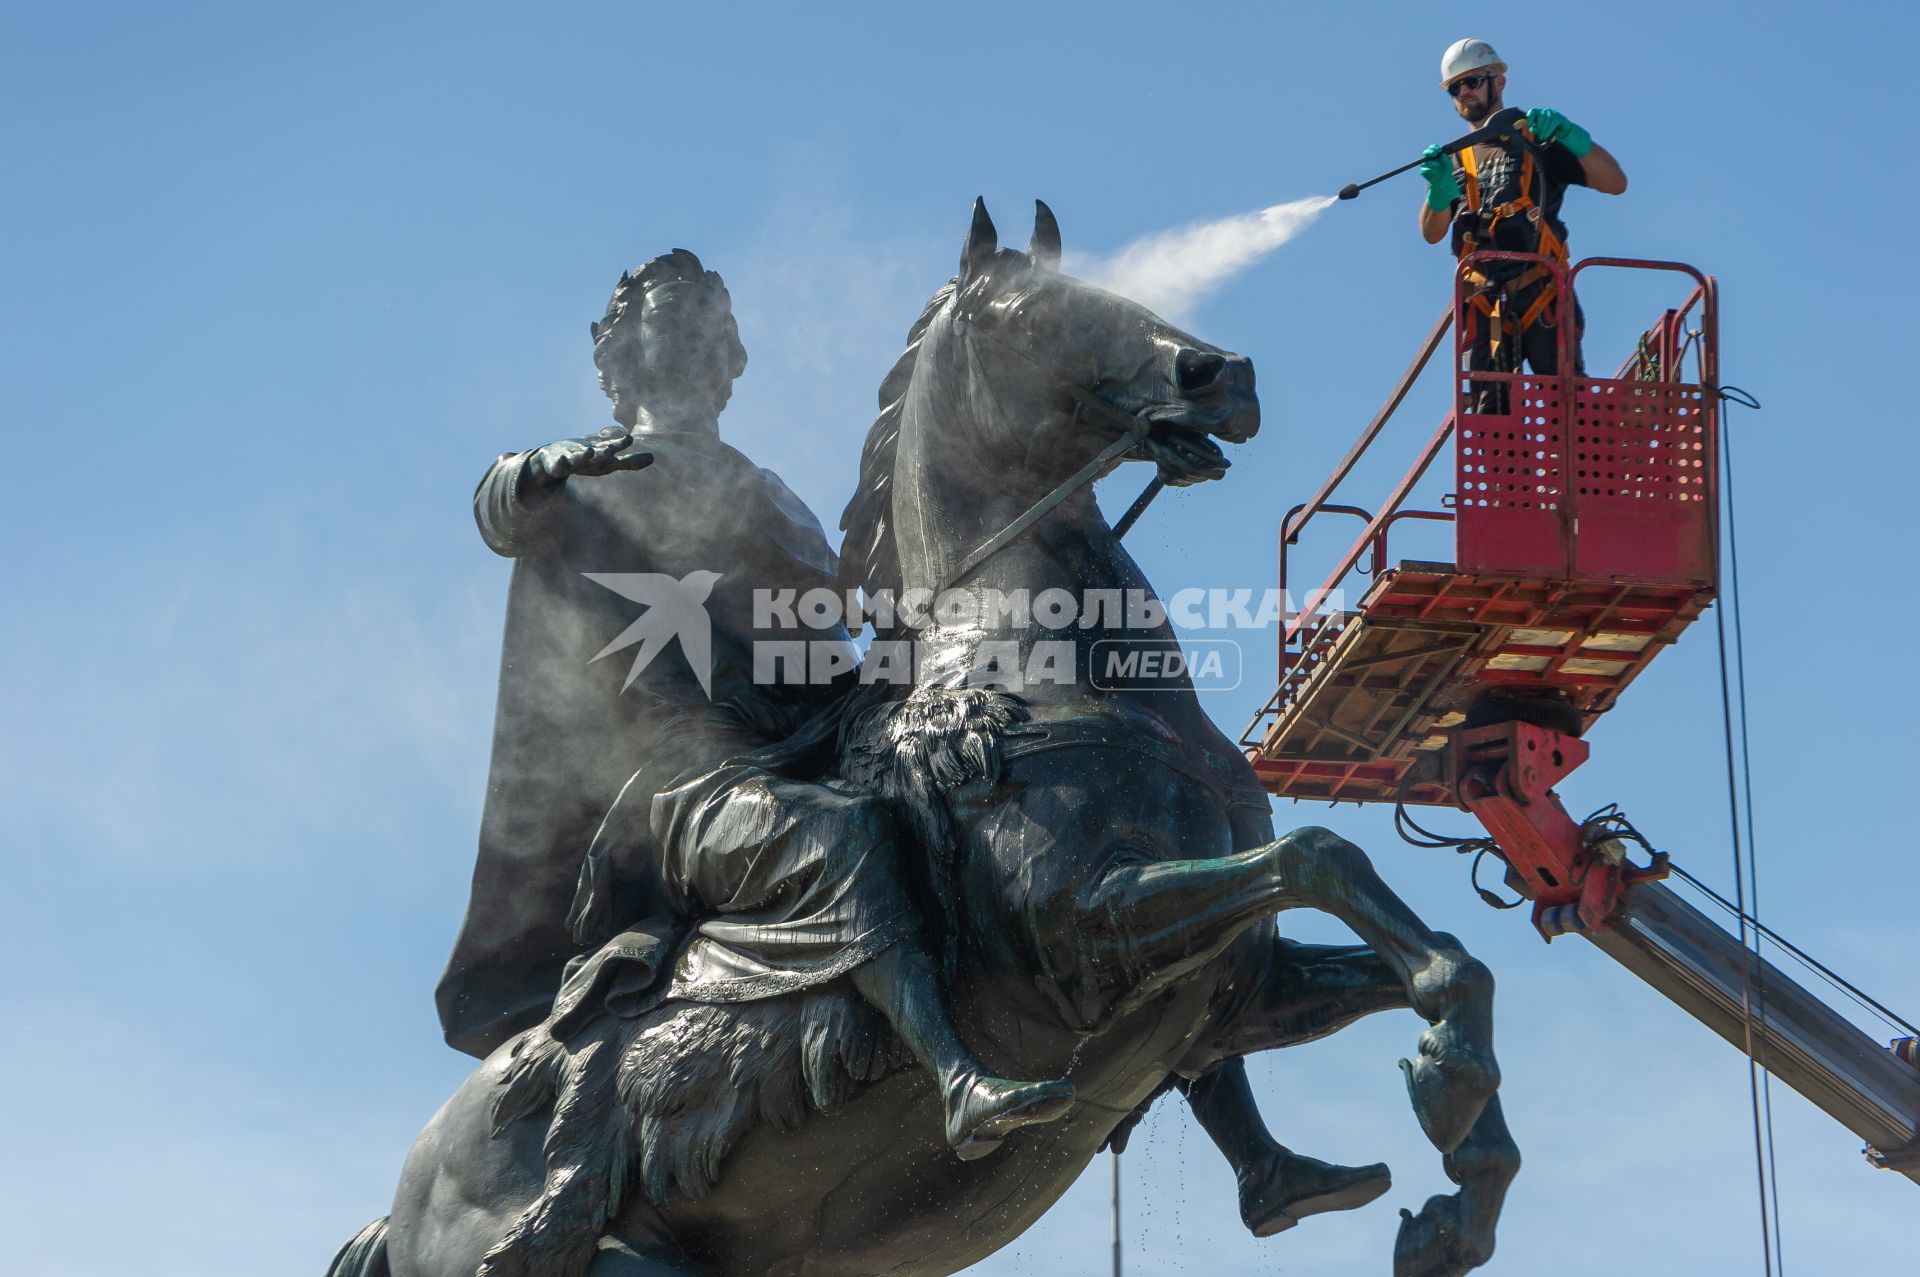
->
xmin=750 ymin=462 xmax=835 ymax=563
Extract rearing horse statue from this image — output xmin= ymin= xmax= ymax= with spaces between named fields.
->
xmin=333 ymin=200 xmax=1519 ymax=1277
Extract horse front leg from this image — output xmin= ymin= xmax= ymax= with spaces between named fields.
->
xmin=1259 ymin=826 xmax=1502 ymax=1154
xmin=1071 ymin=843 xmax=1295 ymax=1012
xmin=1393 ymin=1097 xmax=1521 ymax=1277
xmin=1070 ymin=826 xmax=1498 ymax=1151
xmin=1190 ymin=934 xmax=1414 ymax=1062
xmin=1178 ymin=932 xmax=1518 ymax=1269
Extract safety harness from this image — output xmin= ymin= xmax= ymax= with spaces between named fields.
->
xmin=1456 ymin=140 xmax=1568 ymax=365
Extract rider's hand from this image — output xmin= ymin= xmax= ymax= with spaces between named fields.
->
xmin=525 ymin=427 xmax=655 ymax=489
xmin=1419 ymin=145 xmax=1462 ymax=212
xmin=1522 ymin=107 xmax=1593 ymax=158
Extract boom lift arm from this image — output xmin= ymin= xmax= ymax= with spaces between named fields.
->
xmin=1455 ymin=718 xmax=1920 ymax=1181
xmin=1596 ymin=879 xmax=1920 ymax=1180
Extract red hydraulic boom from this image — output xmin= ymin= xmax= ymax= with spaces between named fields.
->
xmin=1240 ymin=253 xmax=1920 ymax=1180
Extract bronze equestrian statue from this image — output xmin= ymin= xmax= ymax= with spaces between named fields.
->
xmin=330 ymin=202 xmax=1518 ymax=1277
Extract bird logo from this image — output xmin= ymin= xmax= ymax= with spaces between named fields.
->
xmin=583 ymin=570 xmax=723 ymax=697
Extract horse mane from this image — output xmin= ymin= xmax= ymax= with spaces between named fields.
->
xmin=837 ymin=278 xmax=955 ymax=606
xmin=837 ymin=248 xmax=1036 ymax=609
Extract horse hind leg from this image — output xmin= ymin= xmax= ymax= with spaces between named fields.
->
xmin=1262 ymin=826 xmax=1500 ymax=1155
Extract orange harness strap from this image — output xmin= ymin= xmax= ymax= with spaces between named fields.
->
xmin=1457 ymin=143 xmax=1567 ymax=357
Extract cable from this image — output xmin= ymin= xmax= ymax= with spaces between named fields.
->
xmin=1579 ymin=798 xmax=1912 ymax=1036
xmin=1667 ymin=862 xmax=1918 ymax=1039
xmin=1714 ymin=383 xmax=1785 ymax=1275
xmin=1393 ymin=798 xmax=1524 ymax=910
xmin=1569 ymin=798 xmax=1911 ymax=1038
xmin=1393 ymin=801 xmax=1496 ymax=852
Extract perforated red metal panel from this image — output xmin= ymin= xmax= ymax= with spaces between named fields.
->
xmin=1569 ymin=379 xmax=1715 ymax=584
xmin=1456 ymin=376 xmax=1567 ymax=577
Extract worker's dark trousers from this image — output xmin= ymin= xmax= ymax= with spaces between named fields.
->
xmin=1463 ymin=279 xmax=1586 ymax=415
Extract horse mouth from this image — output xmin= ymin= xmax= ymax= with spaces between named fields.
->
xmin=1141 ymin=420 xmax=1231 ymax=485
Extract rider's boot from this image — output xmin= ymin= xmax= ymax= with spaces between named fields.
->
xmin=853 ymin=942 xmax=1076 ymax=1161
xmin=1184 ymin=1059 xmax=1392 ymax=1237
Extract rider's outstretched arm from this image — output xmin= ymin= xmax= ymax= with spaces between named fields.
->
xmin=473 ymin=427 xmax=653 ymax=557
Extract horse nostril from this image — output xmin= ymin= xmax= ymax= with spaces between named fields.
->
xmin=1176 ymin=348 xmax=1228 ymax=394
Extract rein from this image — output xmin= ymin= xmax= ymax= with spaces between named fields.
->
xmin=918 ymin=322 xmax=1160 ymax=603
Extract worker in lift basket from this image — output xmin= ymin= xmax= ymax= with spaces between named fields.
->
xmin=1419 ymin=39 xmax=1629 ymax=413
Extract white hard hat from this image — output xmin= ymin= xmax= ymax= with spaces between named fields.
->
xmin=1440 ymin=38 xmax=1507 ymax=87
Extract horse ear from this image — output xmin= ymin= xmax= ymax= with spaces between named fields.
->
xmin=960 ymin=197 xmax=998 ymax=282
xmin=1029 ymin=200 xmax=1061 ymax=271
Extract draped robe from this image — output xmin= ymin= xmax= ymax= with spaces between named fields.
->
xmin=437 ymin=431 xmax=907 ymax=1057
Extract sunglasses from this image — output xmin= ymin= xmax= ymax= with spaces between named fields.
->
xmin=1446 ymin=74 xmax=1492 ymax=97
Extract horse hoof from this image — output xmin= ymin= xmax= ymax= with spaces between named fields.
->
xmin=1402 ymin=945 xmax=1499 ymax=1153
xmin=947 ymin=1076 xmax=1076 ymax=1160
xmin=1399 ymin=1023 xmax=1498 ymax=1154
xmin=1393 ymin=1194 xmax=1488 ymax=1277
xmin=1239 ymin=1152 xmax=1392 ymax=1238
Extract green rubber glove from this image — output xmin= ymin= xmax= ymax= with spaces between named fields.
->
xmin=1419 ymin=144 xmax=1461 ymax=212
xmin=1525 ymin=107 xmax=1593 ymax=158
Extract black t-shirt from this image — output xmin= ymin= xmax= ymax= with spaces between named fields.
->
xmin=1448 ymin=127 xmax=1590 ymax=264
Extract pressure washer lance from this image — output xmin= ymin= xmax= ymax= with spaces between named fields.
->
xmin=1337 ymin=107 xmax=1525 ymax=201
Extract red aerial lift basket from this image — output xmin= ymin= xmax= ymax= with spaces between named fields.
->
xmin=1242 ymin=255 xmax=1720 ymax=807
xmin=1237 ymin=261 xmax=1920 ymax=1175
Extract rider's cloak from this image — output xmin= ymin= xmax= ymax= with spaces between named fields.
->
xmin=436 ymin=430 xmax=861 ymax=1057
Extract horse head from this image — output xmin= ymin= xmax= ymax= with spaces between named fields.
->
xmin=858 ymin=199 xmax=1260 ymax=605
xmin=944 ymin=197 xmax=1258 ymax=490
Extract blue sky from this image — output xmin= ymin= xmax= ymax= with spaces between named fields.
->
xmin=4 ymin=2 xmax=1916 ymax=1273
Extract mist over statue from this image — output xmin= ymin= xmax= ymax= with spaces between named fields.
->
xmin=329 ymin=201 xmax=1519 ymax=1277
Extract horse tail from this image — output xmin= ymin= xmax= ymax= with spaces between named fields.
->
xmin=325 ymin=1217 xmax=390 ymax=1277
